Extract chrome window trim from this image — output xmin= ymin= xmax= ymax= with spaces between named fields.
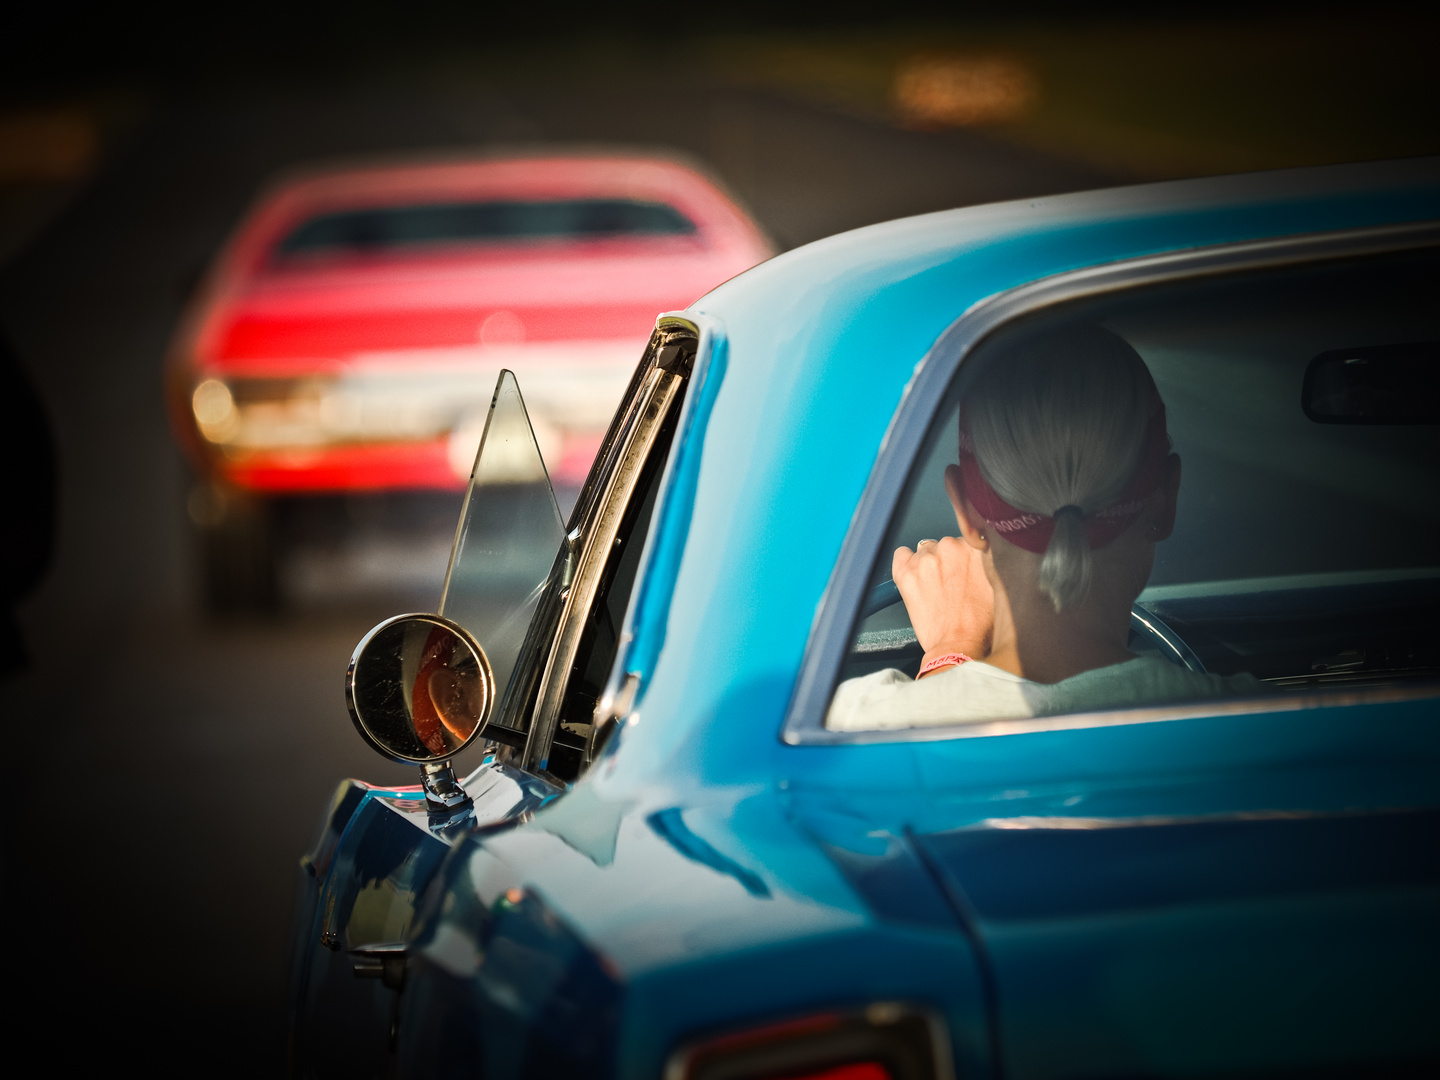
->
xmin=782 ymin=220 xmax=1440 ymax=746
xmin=588 ymin=311 xmax=725 ymax=766
xmin=522 ymin=318 xmax=698 ymax=769
xmin=797 ymin=680 xmax=1440 ymax=746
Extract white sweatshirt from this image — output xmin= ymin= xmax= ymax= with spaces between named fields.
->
xmin=826 ymin=656 xmax=1265 ymax=731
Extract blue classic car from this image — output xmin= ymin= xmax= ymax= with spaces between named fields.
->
xmin=289 ymin=157 xmax=1440 ymax=1080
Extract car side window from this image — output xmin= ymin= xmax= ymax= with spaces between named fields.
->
xmin=827 ymin=248 xmax=1440 ymax=734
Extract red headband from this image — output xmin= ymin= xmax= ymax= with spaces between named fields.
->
xmin=957 ymin=394 xmax=1170 ymax=555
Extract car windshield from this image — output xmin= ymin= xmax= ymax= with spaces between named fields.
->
xmin=829 ymin=247 xmax=1440 ymax=732
xmin=274 ymin=198 xmax=697 ymax=259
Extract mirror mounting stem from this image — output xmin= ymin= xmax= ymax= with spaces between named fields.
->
xmin=420 ymin=760 xmax=472 ymax=814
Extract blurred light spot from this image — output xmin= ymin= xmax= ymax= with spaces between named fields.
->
xmin=0 ymin=108 xmax=98 ymax=182
xmin=892 ymin=55 xmax=1039 ymax=127
xmin=479 ymin=310 xmax=526 ymax=347
xmin=192 ymin=378 xmax=239 ymax=442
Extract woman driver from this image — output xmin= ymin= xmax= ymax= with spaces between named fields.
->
xmin=827 ymin=323 xmax=1261 ymax=730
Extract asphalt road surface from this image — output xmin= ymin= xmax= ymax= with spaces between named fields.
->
xmin=0 ymin=68 xmax=1109 ymax=1075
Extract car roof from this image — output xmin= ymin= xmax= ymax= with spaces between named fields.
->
xmin=614 ymin=156 xmax=1440 ymax=790
xmin=256 ymin=151 xmax=738 ymax=205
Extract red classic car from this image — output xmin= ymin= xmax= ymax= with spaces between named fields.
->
xmin=166 ymin=151 xmax=772 ymax=607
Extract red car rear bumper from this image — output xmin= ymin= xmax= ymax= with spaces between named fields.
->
xmin=217 ymin=441 xmax=462 ymax=493
xmin=215 ymin=433 xmax=602 ymax=494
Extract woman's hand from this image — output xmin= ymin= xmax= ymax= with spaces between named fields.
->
xmin=892 ymin=536 xmax=994 ymax=675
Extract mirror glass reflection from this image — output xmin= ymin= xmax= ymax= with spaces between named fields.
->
xmin=350 ymin=616 xmax=493 ymax=762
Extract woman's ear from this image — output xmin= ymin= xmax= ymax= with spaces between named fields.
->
xmin=944 ymin=464 xmax=990 ymax=551
xmin=1147 ymin=453 xmax=1182 ymax=542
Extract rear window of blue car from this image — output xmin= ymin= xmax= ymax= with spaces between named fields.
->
xmin=827 ymin=247 xmax=1440 ymax=733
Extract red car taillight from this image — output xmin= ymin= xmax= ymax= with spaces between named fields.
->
xmin=665 ymin=1005 xmax=951 ymax=1080
xmin=783 ymin=1065 xmax=890 ymax=1080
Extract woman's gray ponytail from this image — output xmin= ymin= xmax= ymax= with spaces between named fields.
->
xmin=1042 ymin=504 xmax=1090 ymax=611
xmin=966 ymin=325 xmax=1157 ymax=612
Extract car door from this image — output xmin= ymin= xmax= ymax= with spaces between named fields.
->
xmin=791 ymin=230 xmax=1440 ymax=1079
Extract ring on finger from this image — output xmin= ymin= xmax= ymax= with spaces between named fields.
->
xmin=918 ymin=538 xmax=938 ymax=547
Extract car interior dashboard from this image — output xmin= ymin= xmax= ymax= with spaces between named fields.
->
xmin=843 ymin=569 xmax=1440 ymax=698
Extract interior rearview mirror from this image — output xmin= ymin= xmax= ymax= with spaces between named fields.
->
xmin=1303 ymin=342 xmax=1439 ymax=423
xmin=346 ymin=613 xmax=494 ymax=767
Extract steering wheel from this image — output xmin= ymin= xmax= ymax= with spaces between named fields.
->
xmin=861 ymin=578 xmax=1206 ymax=674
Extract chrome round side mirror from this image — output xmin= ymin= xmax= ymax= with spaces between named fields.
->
xmin=346 ymin=613 xmax=494 ymax=766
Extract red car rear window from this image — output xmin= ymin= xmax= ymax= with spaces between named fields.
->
xmin=275 ymin=198 xmax=697 ymax=258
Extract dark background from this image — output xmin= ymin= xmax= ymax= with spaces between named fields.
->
xmin=2 ymin=2 xmax=1435 ymax=1073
